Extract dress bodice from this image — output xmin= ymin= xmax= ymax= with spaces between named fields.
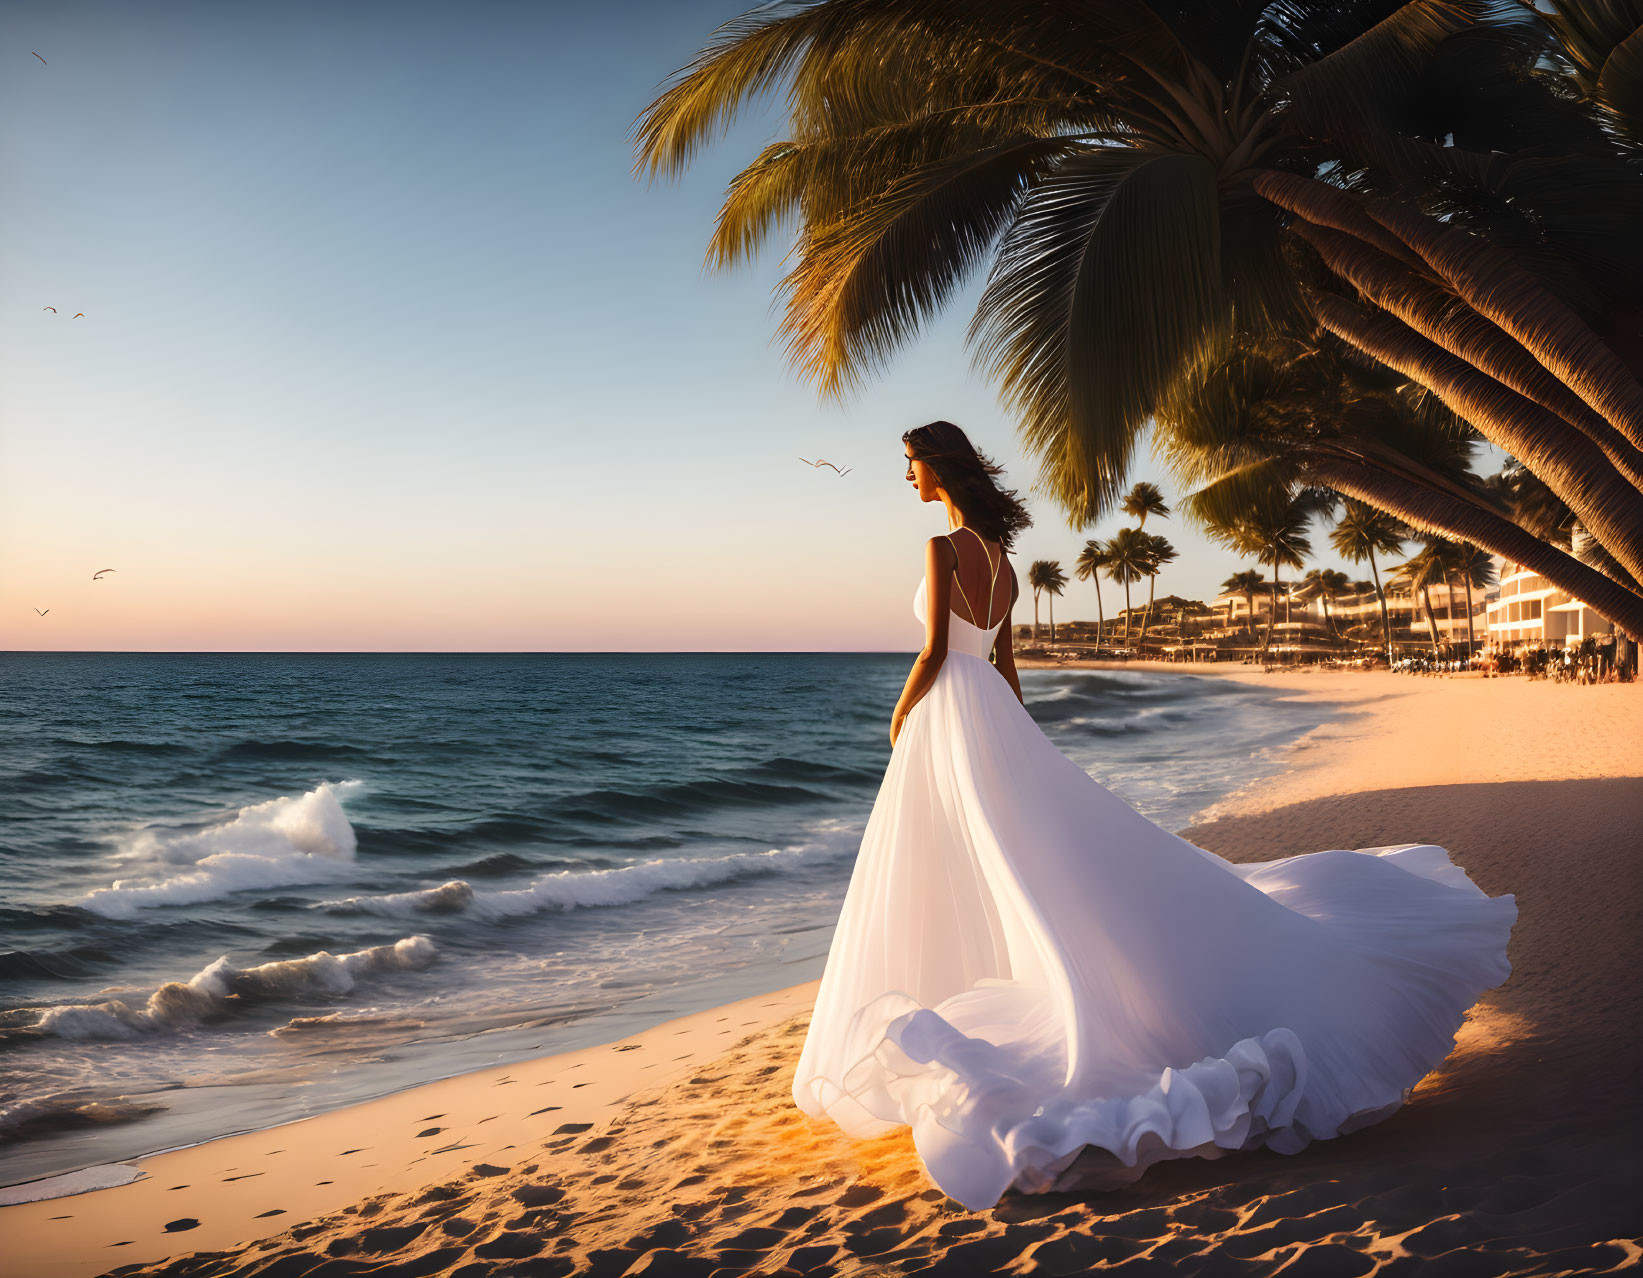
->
xmin=914 ymin=578 xmax=1004 ymax=660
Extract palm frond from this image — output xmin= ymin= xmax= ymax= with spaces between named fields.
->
xmin=780 ymin=134 xmax=1081 ymax=395
xmin=972 ymin=149 xmax=1229 ymax=526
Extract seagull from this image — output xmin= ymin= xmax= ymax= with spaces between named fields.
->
xmin=33 ymin=52 xmax=47 ymax=65
xmin=43 ymin=307 xmax=55 ymax=313
xmin=92 ymin=568 xmax=115 ymax=580
xmin=34 ymin=608 xmax=49 ymax=616
xmin=73 ymin=312 xmax=84 ymax=318
xmin=800 ymin=457 xmax=852 ymax=476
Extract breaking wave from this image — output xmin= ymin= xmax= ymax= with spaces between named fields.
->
xmin=23 ymin=936 xmax=436 ymax=1041
xmin=80 ymin=781 xmax=362 ymax=918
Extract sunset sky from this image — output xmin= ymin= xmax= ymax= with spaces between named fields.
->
xmin=1 ymin=0 xmax=1484 ymax=652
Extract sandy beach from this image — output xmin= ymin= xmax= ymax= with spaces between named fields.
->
xmin=3 ymin=667 xmax=1639 ymax=1278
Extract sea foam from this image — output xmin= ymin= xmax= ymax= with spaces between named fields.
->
xmin=81 ymin=781 xmax=361 ymax=918
xmin=28 ymin=936 xmax=436 ymax=1041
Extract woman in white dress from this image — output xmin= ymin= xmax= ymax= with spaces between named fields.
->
xmin=791 ymin=421 xmax=1518 ymax=1211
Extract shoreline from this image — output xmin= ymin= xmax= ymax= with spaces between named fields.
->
xmin=2 ymin=671 xmax=1638 ymax=1275
xmin=0 ymin=658 xmax=1331 ymax=1197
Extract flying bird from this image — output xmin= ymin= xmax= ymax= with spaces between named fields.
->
xmin=43 ymin=307 xmax=55 ymax=313
xmin=34 ymin=608 xmax=49 ymax=616
xmin=92 ymin=568 xmax=115 ymax=580
xmin=73 ymin=313 xmax=84 ymax=318
xmin=800 ymin=457 xmax=852 ymax=476
xmin=33 ymin=52 xmax=47 ymax=65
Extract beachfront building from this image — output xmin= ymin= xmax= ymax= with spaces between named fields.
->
xmin=1484 ymin=559 xmax=1609 ymax=648
xmin=1209 ymin=580 xmax=1494 ymax=652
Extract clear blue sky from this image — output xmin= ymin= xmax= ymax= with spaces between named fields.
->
xmin=1 ymin=0 xmax=1470 ymax=650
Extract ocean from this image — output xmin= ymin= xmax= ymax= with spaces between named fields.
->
xmin=0 ymin=652 xmax=1343 ymax=1188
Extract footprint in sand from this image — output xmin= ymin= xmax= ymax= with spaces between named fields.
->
xmin=255 ymin=1209 xmax=286 ymax=1219
xmin=417 ymin=1127 xmax=443 ymax=1138
xmin=223 ymin=1173 xmax=263 ymax=1182
xmin=552 ymin=1123 xmax=593 ymax=1135
xmin=419 ymin=1114 xmax=445 ymax=1122
xmin=529 ymin=1107 xmax=561 ymax=1117
xmin=163 ymin=1219 xmax=200 ymax=1233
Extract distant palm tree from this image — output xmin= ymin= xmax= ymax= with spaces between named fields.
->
xmin=1392 ymin=544 xmax=1451 ymax=658
xmin=1451 ymin=543 xmax=1498 ymax=656
xmin=1299 ymin=568 xmax=1352 ymax=638
xmin=1136 ymin=533 xmax=1178 ymax=651
xmin=1028 ymin=560 xmax=1067 ymax=645
xmin=1074 ymin=541 xmax=1112 ymax=650
xmin=1221 ymin=570 xmax=1265 ymax=638
xmin=1330 ymin=500 xmax=1407 ymax=663
xmin=1121 ymin=482 xmax=1171 ymax=532
xmin=1103 ymin=528 xmax=1152 ymax=649
xmin=1196 ymin=493 xmax=1316 ymax=657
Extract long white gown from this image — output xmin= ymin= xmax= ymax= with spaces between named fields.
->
xmin=791 ymin=571 xmax=1517 ymax=1211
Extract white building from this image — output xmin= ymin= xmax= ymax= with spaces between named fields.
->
xmin=1484 ymin=560 xmax=1609 ymax=648
xmin=1210 ymin=579 xmax=1492 ymax=648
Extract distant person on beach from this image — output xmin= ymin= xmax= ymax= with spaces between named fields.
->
xmin=790 ymin=420 xmax=1517 ymax=1210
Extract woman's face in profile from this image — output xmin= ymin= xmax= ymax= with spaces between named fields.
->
xmin=905 ymin=443 xmax=940 ymax=504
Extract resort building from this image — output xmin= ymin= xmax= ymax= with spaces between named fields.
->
xmin=1208 ymin=579 xmax=1493 ymax=651
xmin=1484 ymin=559 xmax=1610 ymax=648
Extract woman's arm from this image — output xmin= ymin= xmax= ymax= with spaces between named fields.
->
xmin=890 ymin=537 xmax=953 ymax=746
xmin=990 ymin=567 xmax=1024 ymax=703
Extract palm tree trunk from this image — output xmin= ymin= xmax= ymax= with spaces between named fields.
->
xmin=1122 ymin=582 xmax=1133 ymax=646
xmin=1300 ymin=455 xmax=1643 ymax=641
xmin=1464 ymin=575 xmax=1476 ymax=655
xmin=1288 ymin=218 xmax=1643 ymax=491
xmin=1263 ymin=561 xmax=1279 ymax=656
xmin=1048 ymin=594 xmax=1056 ymax=645
xmin=1253 ymin=170 xmax=1643 ymax=453
xmin=1368 ymin=549 xmax=1394 ymax=663
xmin=1421 ymin=584 xmax=1441 ymax=657
xmin=1095 ymin=583 xmax=1105 ymax=652
xmin=1308 ymin=291 xmax=1643 ymax=585
xmin=1032 ymin=591 xmax=1040 ymax=644
xmin=1139 ymin=573 xmax=1158 ymax=650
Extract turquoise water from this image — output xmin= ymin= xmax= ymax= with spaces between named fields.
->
xmin=0 ymin=652 xmax=1341 ymax=1185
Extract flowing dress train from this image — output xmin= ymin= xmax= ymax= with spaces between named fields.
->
xmin=790 ymin=574 xmax=1517 ymax=1210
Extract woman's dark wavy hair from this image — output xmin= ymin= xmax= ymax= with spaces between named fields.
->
xmin=902 ymin=420 xmax=1032 ymax=552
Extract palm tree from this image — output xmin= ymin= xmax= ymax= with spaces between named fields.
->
xmin=1451 ymin=543 xmax=1498 ymax=657
xmin=1221 ymin=569 xmax=1265 ymax=639
xmin=635 ymin=1 xmax=1643 ymax=632
xmin=1194 ymin=491 xmax=1317 ymax=657
xmin=1074 ymin=541 xmax=1112 ymax=650
xmin=1028 ymin=560 xmax=1067 ymax=645
xmin=1330 ymin=499 xmax=1407 ymax=664
xmin=1121 ymin=482 xmax=1171 ymax=531
xmin=1103 ymin=528 xmax=1152 ymax=649
xmin=1136 ymin=533 xmax=1178 ymax=652
xmin=1392 ymin=544 xmax=1451 ymax=658
xmin=1299 ymin=568 xmax=1353 ymax=639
